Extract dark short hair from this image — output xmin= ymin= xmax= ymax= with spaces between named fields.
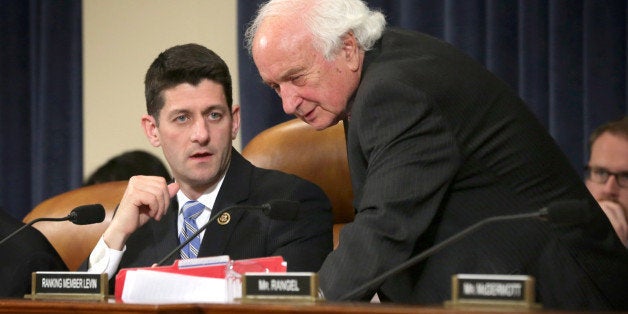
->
xmin=588 ymin=115 xmax=628 ymax=154
xmin=83 ymin=150 xmax=170 ymax=186
xmin=144 ymin=44 xmax=233 ymax=122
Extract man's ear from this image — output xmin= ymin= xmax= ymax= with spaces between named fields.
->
xmin=141 ymin=114 xmax=161 ymax=147
xmin=231 ymin=105 xmax=241 ymax=140
xmin=341 ymin=32 xmax=361 ymax=72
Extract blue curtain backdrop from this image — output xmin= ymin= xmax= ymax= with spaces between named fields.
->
xmin=237 ymin=0 xmax=627 ymax=173
xmin=1 ymin=0 xmax=626 ymax=219
xmin=0 ymin=0 xmax=83 ymax=219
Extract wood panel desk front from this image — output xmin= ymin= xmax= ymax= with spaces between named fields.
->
xmin=0 ymin=298 xmax=548 ymax=314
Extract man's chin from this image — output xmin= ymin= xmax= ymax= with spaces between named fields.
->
xmin=303 ymin=116 xmax=339 ymax=131
xmin=179 ymin=175 xmax=218 ymax=190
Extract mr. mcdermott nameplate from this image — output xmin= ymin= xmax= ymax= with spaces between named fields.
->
xmin=242 ymin=272 xmax=318 ymax=301
xmin=29 ymin=271 xmax=108 ymax=301
xmin=448 ymin=274 xmax=539 ymax=308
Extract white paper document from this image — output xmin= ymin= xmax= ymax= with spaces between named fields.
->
xmin=121 ymin=269 xmax=227 ymax=304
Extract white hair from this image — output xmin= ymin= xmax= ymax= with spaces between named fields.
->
xmin=244 ymin=0 xmax=387 ymax=60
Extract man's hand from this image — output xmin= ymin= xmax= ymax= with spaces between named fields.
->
xmin=598 ymin=200 xmax=628 ymax=247
xmin=103 ymin=176 xmax=180 ymax=250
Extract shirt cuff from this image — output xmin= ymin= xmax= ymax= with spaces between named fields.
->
xmin=87 ymin=236 xmax=126 ymax=280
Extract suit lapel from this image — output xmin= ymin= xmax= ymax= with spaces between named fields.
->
xmin=197 ymin=149 xmax=252 ymax=257
xmin=149 ymin=200 xmax=180 ymax=265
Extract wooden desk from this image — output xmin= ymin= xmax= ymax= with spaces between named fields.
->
xmin=0 ymin=298 xmax=542 ymax=314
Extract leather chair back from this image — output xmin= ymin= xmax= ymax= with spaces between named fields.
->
xmin=23 ymin=181 xmax=127 ymax=270
xmin=242 ymin=119 xmax=354 ymax=249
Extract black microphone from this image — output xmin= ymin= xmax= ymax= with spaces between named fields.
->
xmin=155 ymin=199 xmax=300 ymax=266
xmin=338 ymin=199 xmax=591 ymax=301
xmin=538 ymin=199 xmax=592 ymax=224
xmin=0 ymin=204 xmax=106 ymax=246
xmin=68 ymin=204 xmax=107 ymax=225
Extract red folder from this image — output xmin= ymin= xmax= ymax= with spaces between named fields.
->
xmin=115 ymin=255 xmax=286 ymax=301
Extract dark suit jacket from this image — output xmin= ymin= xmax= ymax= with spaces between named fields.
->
xmin=0 ymin=209 xmax=68 ymax=297
xmin=100 ymin=150 xmax=332 ymax=293
xmin=318 ymin=28 xmax=628 ymax=310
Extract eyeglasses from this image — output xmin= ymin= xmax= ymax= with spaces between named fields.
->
xmin=584 ymin=166 xmax=628 ymax=188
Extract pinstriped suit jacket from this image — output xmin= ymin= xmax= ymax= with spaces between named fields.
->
xmin=108 ymin=149 xmax=333 ymax=293
xmin=318 ymin=29 xmax=628 ymax=310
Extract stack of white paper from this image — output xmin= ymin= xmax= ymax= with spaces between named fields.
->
xmin=121 ymin=269 xmax=228 ymax=304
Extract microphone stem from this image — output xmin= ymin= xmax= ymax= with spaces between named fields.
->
xmin=155 ymin=207 xmax=229 ymax=266
xmin=0 ymin=217 xmax=68 ymax=246
xmin=155 ymin=204 xmax=260 ymax=266
xmin=339 ymin=211 xmax=540 ymax=301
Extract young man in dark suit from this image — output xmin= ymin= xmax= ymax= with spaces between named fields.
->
xmin=85 ymin=44 xmax=332 ymax=293
xmin=246 ymin=0 xmax=628 ymax=310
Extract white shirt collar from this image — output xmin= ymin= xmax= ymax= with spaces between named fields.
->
xmin=176 ymin=173 xmax=226 ymax=214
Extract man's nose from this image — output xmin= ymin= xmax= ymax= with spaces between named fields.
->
xmin=279 ymin=85 xmax=300 ymax=115
xmin=191 ymin=119 xmax=209 ymax=143
xmin=602 ymin=175 xmax=621 ymax=196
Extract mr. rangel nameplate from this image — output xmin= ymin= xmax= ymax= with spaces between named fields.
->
xmin=242 ymin=272 xmax=318 ymax=301
xmin=29 ymin=271 xmax=108 ymax=300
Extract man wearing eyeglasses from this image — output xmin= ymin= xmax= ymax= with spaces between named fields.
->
xmin=585 ymin=116 xmax=628 ymax=247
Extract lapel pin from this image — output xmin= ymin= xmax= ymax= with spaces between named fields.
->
xmin=218 ymin=212 xmax=231 ymax=225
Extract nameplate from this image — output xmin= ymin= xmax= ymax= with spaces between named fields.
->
xmin=447 ymin=274 xmax=539 ymax=308
xmin=241 ymin=272 xmax=318 ymax=302
xmin=28 ymin=271 xmax=108 ymax=301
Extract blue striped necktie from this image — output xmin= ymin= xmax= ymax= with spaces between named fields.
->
xmin=179 ymin=200 xmax=205 ymax=259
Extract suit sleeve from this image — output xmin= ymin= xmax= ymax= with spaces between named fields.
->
xmin=266 ymin=175 xmax=333 ymax=272
xmin=0 ymin=224 xmax=68 ymax=297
